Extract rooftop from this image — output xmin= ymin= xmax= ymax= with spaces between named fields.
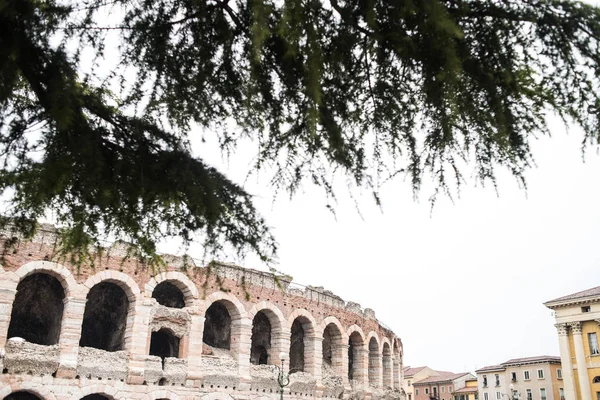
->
xmin=413 ymin=372 xmax=471 ymax=384
xmin=404 ymin=366 xmax=428 ymax=377
xmin=501 ymin=356 xmax=561 ymax=366
xmin=453 ymin=386 xmax=479 ymax=394
xmin=545 ymin=285 xmax=600 ymax=306
xmin=475 ymin=365 xmax=505 ymax=373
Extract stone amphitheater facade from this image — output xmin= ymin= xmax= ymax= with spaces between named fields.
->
xmin=0 ymin=226 xmax=404 ymax=400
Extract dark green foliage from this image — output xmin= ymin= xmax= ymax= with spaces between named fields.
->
xmin=1 ymin=0 xmax=599 ymax=264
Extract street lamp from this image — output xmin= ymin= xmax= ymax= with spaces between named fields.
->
xmin=274 ymin=352 xmax=290 ymax=400
xmin=501 ymin=384 xmax=520 ymax=400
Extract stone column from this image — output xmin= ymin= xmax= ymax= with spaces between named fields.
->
xmin=335 ymin=343 xmax=350 ymax=386
xmin=556 ymin=324 xmax=576 ymax=400
xmin=392 ymin=357 xmax=401 ymax=390
xmin=382 ymin=354 xmax=392 ymax=389
xmin=569 ymin=322 xmax=592 ymax=400
xmin=0 ymin=284 xmax=16 ymax=347
xmin=357 ymin=347 xmax=369 ymax=385
xmin=305 ymin=335 xmax=322 ymax=383
xmin=126 ymin=298 xmax=154 ymax=384
xmin=369 ymin=351 xmax=383 ymax=388
xmin=186 ymin=310 xmax=205 ymax=382
xmin=233 ymin=317 xmax=252 ymax=381
xmin=56 ymin=296 xmax=87 ymax=378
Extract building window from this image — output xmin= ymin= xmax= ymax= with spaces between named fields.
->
xmin=589 ymin=333 xmax=600 ymax=355
xmin=540 ymin=388 xmax=547 ymax=400
xmin=582 ymin=306 xmax=591 ymax=313
xmin=443 ymin=387 xmax=446 ymax=394
xmin=496 ymin=392 xmax=501 ymax=399
xmin=450 ymin=387 xmax=452 ymax=393
xmin=426 ymin=389 xmax=429 ymax=395
xmin=495 ymin=374 xmax=500 ymax=386
xmin=557 ymin=369 xmax=562 ymax=379
xmin=409 ymin=395 xmax=412 ymax=400
xmin=417 ymin=389 xmax=420 ymax=396
xmin=559 ymin=388 xmax=564 ymax=400
xmin=511 ymin=372 xmax=517 ymax=382
xmin=526 ymin=389 xmax=532 ymax=400
xmin=409 ymin=381 xmax=412 ymax=386
xmin=483 ymin=375 xmax=488 ymax=387
xmin=538 ymin=369 xmax=544 ymax=379
xmin=484 ymin=394 xmax=489 ymax=400
xmin=594 ymin=377 xmax=600 ymax=383
xmin=524 ymin=370 xmax=530 ymax=380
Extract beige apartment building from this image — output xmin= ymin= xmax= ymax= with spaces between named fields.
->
xmin=404 ymin=366 xmax=442 ymax=400
xmin=476 ymin=356 xmax=563 ymax=400
xmin=545 ymin=285 xmax=600 ymax=400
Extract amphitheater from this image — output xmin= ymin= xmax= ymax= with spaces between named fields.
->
xmin=0 ymin=226 xmax=404 ymax=400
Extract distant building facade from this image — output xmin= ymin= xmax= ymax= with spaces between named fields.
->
xmin=476 ymin=356 xmax=563 ymax=400
xmin=452 ymin=377 xmax=479 ymax=400
xmin=414 ymin=372 xmax=476 ymax=400
xmin=545 ymin=285 xmax=600 ymax=400
xmin=404 ymin=367 xmax=442 ymax=400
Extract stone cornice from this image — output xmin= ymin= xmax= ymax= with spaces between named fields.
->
xmin=544 ymin=295 xmax=600 ymax=309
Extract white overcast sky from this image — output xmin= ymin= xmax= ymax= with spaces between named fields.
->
xmin=159 ymin=0 xmax=600 ymax=373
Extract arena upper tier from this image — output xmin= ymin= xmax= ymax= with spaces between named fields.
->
xmin=0 ymin=226 xmax=404 ymax=400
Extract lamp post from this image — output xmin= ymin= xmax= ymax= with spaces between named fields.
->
xmin=274 ymin=352 xmax=290 ymax=400
xmin=501 ymin=384 xmax=520 ymax=400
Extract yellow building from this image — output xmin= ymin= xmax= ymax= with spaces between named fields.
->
xmin=452 ymin=377 xmax=479 ymax=400
xmin=545 ymin=286 xmax=600 ymax=400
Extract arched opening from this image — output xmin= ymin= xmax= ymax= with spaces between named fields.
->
xmin=3 ymin=392 xmax=42 ymax=400
xmin=203 ymin=301 xmax=231 ymax=350
xmin=80 ymin=395 xmax=111 ymax=400
xmin=152 ymin=281 xmax=185 ymax=308
xmin=80 ymin=282 xmax=129 ymax=351
xmin=150 ymin=328 xmax=180 ymax=365
xmin=368 ymin=336 xmax=381 ymax=387
xmin=382 ymin=342 xmax=392 ymax=388
xmin=250 ymin=311 xmax=271 ymax=365
xmin=289 ymin=318 xmax=305 ymax=373
xmin=348 ymin=331 xmax=364 ymax=382
xmin=593 ymin=376 xmax=600 ymax=383
xmin=7 ymin=273 xmax=65 ymax=345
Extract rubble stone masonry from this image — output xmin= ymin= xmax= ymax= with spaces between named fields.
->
xmin=0 ymin=226 xmax=404 ymax=400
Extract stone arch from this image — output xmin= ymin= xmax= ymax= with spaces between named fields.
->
xmin=321 ymin=316 xmax=346 ymax=379
xmin=367 ymin=332 xmax=382 ymax=387
xmin=145 ymin=272 xmax=199 ymax=307
xmin=73 ymin=384 xmax=123 ymax=400
xmin=7 ymin=271 xmax=66 ymax=345
xmin=381 ymin=338 xmax=393 ymax=388
xmin=79 ymin=271 xmax=140 ymax=352
xmin=150 ymin=327 xmax=181 ymax=360
xmin=248 ymin=301 xmax=287 ymax=366
xmin=82 ymin=270 xmax=140 ymax=301
xmin=201 ymin=291 xmax=246 ymax=320
xmin=79 ymin=281 xmax=131 ymax=351
xmin=146 ymin=391 xmax=181 ymax=400
xmin=200 ymin=394 xmax=235 ymax=400
xmin=14 ymin=261 xmax=77 ymax=297
xmin=1 ymin=381 xmax=57 ymax=400
xmin=347 ymin=325 xmax=365 ymax=383
xmin=288 ymin=309 xmax=317 ymax=374
xmin=201 ymin=291 xmax=247 ymax=358
xmin=2 ymin=393 xmax=43 ymax=400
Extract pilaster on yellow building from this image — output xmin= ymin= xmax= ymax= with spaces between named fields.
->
xmin=545 ymin=286 xmax=600 ymax=400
